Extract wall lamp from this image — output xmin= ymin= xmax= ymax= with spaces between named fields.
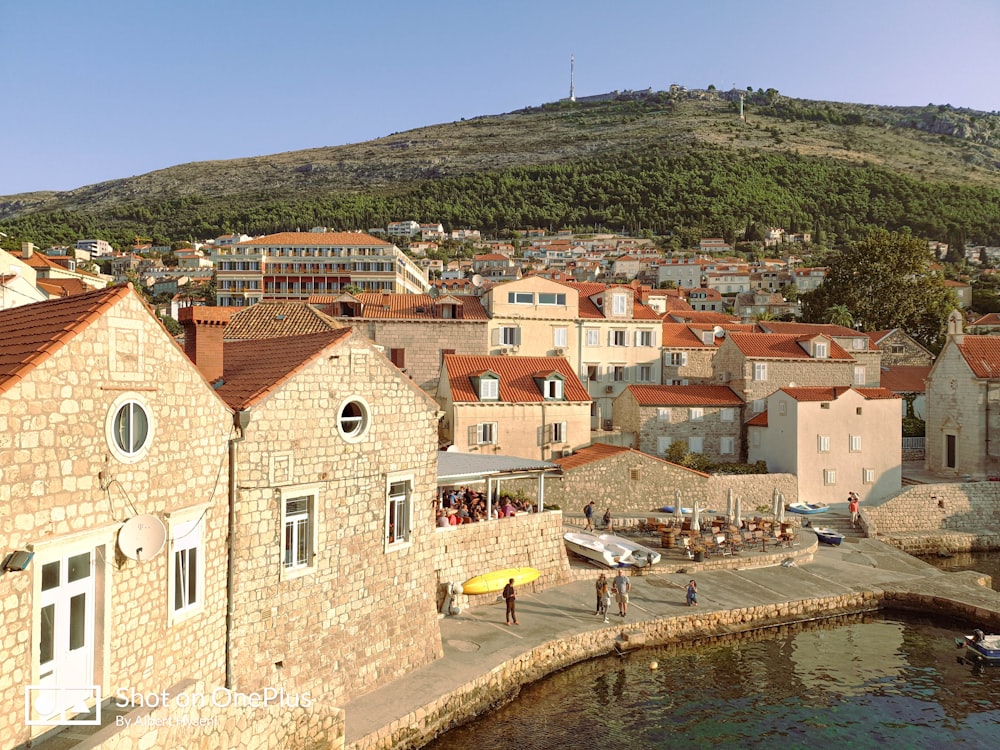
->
xmin=2 ymin=550 xmax=34 ymax=572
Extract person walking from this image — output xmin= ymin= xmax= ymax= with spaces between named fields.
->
xmin=848 ymin=493 xmax=860 ymax=528
xmin=686 ymin=579 xmax=698 ymax=607
xmin=583 ymin=501 xmax=595 ymax=531
xmin=602 ymin=507 xmax=613 ymax=531
xmin=502 ymin=578 xmax=518 ymax=625
xmin=612 ymin=569 xmax=630 ymax=618
xmin=594 ymin=572 xmax=607 ymax=615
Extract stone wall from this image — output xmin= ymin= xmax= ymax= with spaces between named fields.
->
xmin=83 ymin=680 xmax=344 ymax=750
xmin=428 ymin=511 xmax=571 ymax=610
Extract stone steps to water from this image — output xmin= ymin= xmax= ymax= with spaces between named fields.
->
xmin=799 ymin=511 xmax=865 ymax=539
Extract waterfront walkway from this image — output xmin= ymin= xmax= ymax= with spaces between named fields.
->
xmin=342 ymin=516 xmax=1000 ymax=750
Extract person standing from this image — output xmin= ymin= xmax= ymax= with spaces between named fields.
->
xmin=583 ymin=501 xmax=595 ymax=531
xmin=594 ymin=572 xmax=607 ymax=615
xmin=602 ymin=507 xmax=613 ymax=530
xmin=848 ymin=493 xmax=860 ymax=528
xmin=612 ymin=569 xmax=630 ymax=618
xmin=502 ymin=578 xmax=518 ymax=625
xmin=686 ymin=579 xmax=698 ymax=607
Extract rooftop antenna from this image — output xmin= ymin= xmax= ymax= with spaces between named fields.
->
xmin=569 ymin=54 xmax=575 ymax=102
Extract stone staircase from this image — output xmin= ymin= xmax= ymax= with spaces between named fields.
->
xmin=800 ymin=509 xmax=866 ymax=540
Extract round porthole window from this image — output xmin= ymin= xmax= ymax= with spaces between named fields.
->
xmin=337 ymin=397 xmax=371 ymax=443
xmin=105 ymin=394 xmax=155 ymax=463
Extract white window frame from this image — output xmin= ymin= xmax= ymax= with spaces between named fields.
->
xmin=849 ymin=434 xmax=862 ymax=452
xmin=814 ymin=341 xmax=828 ymax=358
xmin=817 ymin=435 xmax=831 ymax=453
xmin=500 ymin=326 xmax=519 ymax=346
xmin=551 ymin=421 xmax=568 ymax=444
xmin=611 ymin=329 xmax=628 ymax=347
xmin=475 ymin=422 xmax=498 ymax=445
xmin=544 ymin=379 xmax=564 ymax=399
xmin=167 ymin=505 xmax=207 ymax=624
xmin=538 ymin=292 xmax=566 ymax=305
xmin=720 ymin=407 xmax=735 ymax=422
xmin=386 ymin=474 xmax=414 ymax=550
xmin=853 ymin=337 xmax=867 ymax=351
xmin=753 ymin=362 xmax=767 ymax=381
xmin=823 ymin=469 xmax=837 ymax=486
xmin=553 ymin=327 xmax=568 ymax=348
xmin=689 ymin=407 xmax=704 ymax=421
xmin=863 ymin=468 xmax=875 ymax=484
xmin=636 ymin=330 xmax=654 ymax=347
xmin=508 ymin=291 xmax=534 ymax=305
xmin=752 ymin=398 xmax=765 ymax=413
xmin=688 ymin=436 xmax=704 ymax=453
xmin=657 ymin=407 xmax=671 ymax=421
xmin=720 ymin=436 xmax=735 ymax=455
xmin=638 ymin=365 xmax=653 ymax=382
xmin=337 ymin=396 xmax=372 ymax=444
xmin=854 ymin=366 xmax=866 ymax=385
xmin=479 ymin=377 xmax=499 ymax=401
xmin=669 ymin=352 xmax=687 ymax=366
xmin=612 ymin=293 xmax=628 ymax=315
xmin=280 ymin=486 xmax=319 ymax=580
xmin=586 ymin=329 xmax=599 ymax=347
xmin=105 ymin=392 xmax=156 ymax=464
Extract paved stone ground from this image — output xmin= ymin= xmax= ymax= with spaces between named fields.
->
xmin=342 ymin=531 xmax=1000 ymax=748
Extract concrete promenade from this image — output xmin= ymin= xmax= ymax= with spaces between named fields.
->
xmin=342 ymin=508 xmax=1000 ymax=750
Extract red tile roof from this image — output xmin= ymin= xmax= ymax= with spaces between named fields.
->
xmin=318 ymin=292 xmax=489 ymax=320
xmin=666 ymin=311 xmax=738 ymax=324
xmin=239 ymin=231 xmax=389 ymax=247
xmin=746 ymin=411 xmax=768 ymax=427
xmin=5 ymin=248 xmax=65 ymax=272
xmin=780 ymin=386 xmax=900 ymax=401
xmin=972 ymin=313 xmax=1000 ymax=327
xmin=216 ymin=329 xmax=353 ymax=409
xmin=552 ymin=443 xmax=710 ymax=477
xmin=36 ymin=278 xmax=92 ymax=297
xmin=225 ymin=302 xmax=344 ymax=340
xmin=443 ymin=355 xmax=590 ymax=403
xmin=880 ymin=366 xmax=931 ymax=393
xmin=957 ymin=336 xmax=1000 ymax=378
xmin=759 ymin=321 xmax=863 ymax=339
xmin=866 ymin=329 xmax=896 ymax=346
xmin=626 ymin=384 xmax=742 ymax=406
xmin=0 ymin=285 xmax=132 ymax=396
xmin=727 ymin=333 xmax=853 ymax=360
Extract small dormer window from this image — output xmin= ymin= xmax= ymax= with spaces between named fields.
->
xmin=612 ymin=294 xmax=628 ymax=316
xmin=814 ymin=341 xmax=828 ymax=358
xmin=543 ymin=379 xmax=563 ymax=400
xmin=476 ymin=374 xmax=499 ymax=401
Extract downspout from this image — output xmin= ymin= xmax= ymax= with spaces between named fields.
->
xmin=226 ymin=409 xmax=251 ymax=689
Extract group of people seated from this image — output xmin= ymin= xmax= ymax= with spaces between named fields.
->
xmin=435 ymin=487 xmax=535 ymax=527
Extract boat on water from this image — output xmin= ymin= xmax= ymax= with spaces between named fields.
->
xmin=596 ymin=533 xmax=662 ymax=567
xmin=956 ymin=630 xmax=1000 ymax=664
xmin=787 ymin=502 xmax=829 ymax=515
xmin=812 ymin=527 xmax=845 ymax=546
xmin=564 ymin=531 xmax=632 ymax=567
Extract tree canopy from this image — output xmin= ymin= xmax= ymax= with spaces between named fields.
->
xmin=800 ymin=229 xmax=957 ymax=351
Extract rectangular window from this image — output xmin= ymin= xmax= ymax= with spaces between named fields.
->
xmin=613 ymin=366 xmax=626 ymax=382
xmin=479 ymin=378 xmax=499 ymax=400
xmin=586 ymin=329 xmax=599 ymax=347
xmin=752 ymin=398 xmax=765 ymax=413
xmin=507 ymin=291 xmax=534 ymax=304
xmin=282 ymin=493 xmax=315 ymax=573
xmin=814 ymin=341 xmax=828 ymax=358
xmin=170 ymin=516 xmax=204 ymax=620
xmin=779 ymin=400 xmax=787 ymax=415
xmin=863 ymin=468 xmax=875 ymax=484
xmin=544 ymin=379 xmax=563 ymax=399
xmin=638 ymin=365 xmax=653 ymax=382
xmin=853 ymin=338 xmax=867 ymax=351
xmin=669 ymin=352 xmax=687 ymax=366
xmin=611 ymin=330 xmax=627 ymax=347
xmin=500 ymin=326 xmax=519 ymax=346
xmin=824 ymin=469 xmax=837 ymax=486
xmin=386 ymin=478 xmax=412 ymax=546
xmin=657 ymin=436 xmax=673 ymax=454
xmin=752 ymin=430 xmax=761 ymax=447
xmin=474 ymin=422 xmax=498 ymax=445
xmin=552 ymin=421 xmax=567 ymax=443
xmin=553 ymin=327 xmax=568 ymax=348
xmin=586 ymin=364 xmax=600 ymax=382
xmin=817 ymin=435 xmax=831 ymax=453
xmin=889 ymin=344 xmax=905 ymax=354
xmin=657 ymin=407 xmax=671 ymax=421
xmin=720 ymin=436 xmax=735 ymax=455
xmin=688 ymin=436 xmax=704 ymax=453
xmin=720 ymin=407 xmax=735 ymax=422
xmin=753 ymin=363 xmax=767 ymax=381
xmin=636 ymin=330 xmax=654 ymax=347
xmin=538 ymin=292 xmax=566 ymax=305
xmin=689 ymin=407 xmax=704 ymax=421
xmin=849 ymin=434 xmax=862 ymax=452
xmin=854 ymin=366 xmax=866 ymax=385
xmin=612 ymin=294 xmax=628 ymax=315
xmin=389 ymin=348 xmax=405 ymax=369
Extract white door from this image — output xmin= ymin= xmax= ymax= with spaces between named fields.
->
xmin=34 ymin=550 xmax=96 ymax=721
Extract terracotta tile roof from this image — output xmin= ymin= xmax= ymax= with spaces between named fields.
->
xmin=238 ymin=231 xmax=389 ymax=247
xmin=626 ymin=384 xmax=742 ymax=406
xmin=780 ymin=386 xmax=900 ymax=401
xmin=759 ymin=321 xmax=861 ymax=339
xmin=216 ymin=329 xmax=352 ymax=409
xmin=36 ymin=278 xmax=92 ymax=297
xmin=661 ymin=323 xmax=712 ymax=348
xmin=866 ymin=329 xmax=896 ymax=346
xmin=727 ymin=333 xmax=853 ymax=360
xmin=853 ymin=387 xmax=902 ymax=400
xmin=0 ymin=285 xmax=131 ymax=396
xmin=972 ymin=313 xmax=1000 ymax=327
xmin=880 ymin=366 xmax=931 ymax=393
xmin=443 ymin=355 xmax=590 ymax=403
xmin=315 ymin=292 xmax=489 ymax=320
xmin=666 ymin=311 xmax=738 ymax=324
xmin=957 ymin=336 xmax=1000 ymax=378
xmin=225 ymin=302 xmax=345 ymax=340
xmin=5 ymin=248 xmax=66 ymax=272
xmin=551 ymin=442 xmax=711 ymax=478
xmin=746 ymin=410 xmax=768 ymax=426
xmin=473 ymin=253 xmax=510 ymax=261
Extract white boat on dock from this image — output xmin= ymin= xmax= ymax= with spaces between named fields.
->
xmin=596 ymin=533 xmax=661 ymax=567
xmin=563 ymin=531 xmax=630 ymax=567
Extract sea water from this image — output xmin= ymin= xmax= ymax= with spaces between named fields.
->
xmin=425 ymin=613 xmax=1000 ymax=749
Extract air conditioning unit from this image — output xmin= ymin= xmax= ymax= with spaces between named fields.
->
xmin=554 ymin=347 xmax=565 ymax=356
xmin=561 ymin=448 xmax=574 ymax=457
xmin=499 ymin=347 xmax=512 ymax=355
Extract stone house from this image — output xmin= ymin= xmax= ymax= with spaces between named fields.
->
xmin=747 ymin=386 xmax=902 ymax=503
xmin=867 ymin=328 xmax=935 ymax=368
xmin=0 ymin=287 xmax=233 ymax=743
xmin=880 ymin=365 xmax=931 ymax=420
xmin=438 ymin=354 xmax=592 ymax=462
xmin=683 ymin=287 xmax=725 ymax=312
xmin=758 ymin=321 xmax=881 ymax=384
xmin=733 ymin=291 xmax=799 ymax=321
xmin=968 ymin=312 xmax=1000 ymax=335
xmin=660 ymin=322 xmax=756 ymax=385
xmin=613 ymin=384 xmax=744 ymax=462
xmin=180 ymin=308 xmax=444 ymax=707
xmin=316 ymin=291 xmax=490 ymax=394
xmin=925 ymin=311 xmax=1000 ymax=479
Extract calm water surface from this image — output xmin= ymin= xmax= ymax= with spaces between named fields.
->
xmin=426 ymin=614 xmax=1000 ymax=750
xmin=921 ymin=551 xmax=1000 ymax=591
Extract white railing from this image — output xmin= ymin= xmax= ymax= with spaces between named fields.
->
xmin=902 ymin=437 xmax=925 ymax=450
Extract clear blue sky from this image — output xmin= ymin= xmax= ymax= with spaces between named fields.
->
xmin=2 ymin=0 xmax=997 ymax=196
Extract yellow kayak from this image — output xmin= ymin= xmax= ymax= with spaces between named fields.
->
xmin=462 ymin=567 xmax=540 ymax=595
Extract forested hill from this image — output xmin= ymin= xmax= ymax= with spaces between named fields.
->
xmin=2 ymin=90 xmax=1000 ymax=248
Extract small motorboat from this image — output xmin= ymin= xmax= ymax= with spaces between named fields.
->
xmin=812 ymin=527 xmax=844 ymax=546
xmin=563 ymin=531 xmax=630 ymax=567
xmin=658 ymin=506 xmax=716 ymax=515
xmin=596 ymin=533 xmax=662 ymax=567
xmin=956 ymin=630 xmax=1000 ymax=664
xmin=787 ymin=502 xmax=829 ymax=515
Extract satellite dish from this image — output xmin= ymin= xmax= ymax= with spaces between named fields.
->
xmin=713 ymin=325 xmax=726 ymax=338
xmin=118 ymin=514 xmax=167 ymax=561
xmin=471 ymin=274 xmax=483 ymax=287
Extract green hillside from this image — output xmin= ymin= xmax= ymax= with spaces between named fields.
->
xmin=2 ymin=90 xmax=999 ymax=248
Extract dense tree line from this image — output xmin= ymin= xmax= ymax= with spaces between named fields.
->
xmin=2 ymin=146 xmax=999 ymax=250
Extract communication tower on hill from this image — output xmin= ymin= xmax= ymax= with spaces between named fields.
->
xmin=569 ymin=54 xmax=575 ymax=102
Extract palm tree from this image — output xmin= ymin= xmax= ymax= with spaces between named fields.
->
xmin=825 ymin=304 xmax=854 ymax=329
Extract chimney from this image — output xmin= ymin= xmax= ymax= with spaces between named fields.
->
xmin=22 ymin=242 xmax=35 ymax=259
xmin=179 ymin=306 xmax=233 ymax=384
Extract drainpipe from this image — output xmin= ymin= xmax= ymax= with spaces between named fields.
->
xmin=226 ymin=409 xmax=252 ymax=690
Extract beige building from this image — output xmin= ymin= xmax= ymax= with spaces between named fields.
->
xmin=613 ymin=384 xmax=744 ymax=462
xmin=0 ymin=287 xmax=233 ymax=744
xmin=925 ymin=312 xmax=1000 ymax=478
xmin=438 ymin=354 xmax=592 ymax=461
xmin=180 ymin=308 xmax=444 ymax=706
xmin=747 ymin=386 xmax=902 ymax=503
xmin=867 ymin=328 xmax=935 ymax=368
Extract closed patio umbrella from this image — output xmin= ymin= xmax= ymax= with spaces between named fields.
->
xmin=691 ymin=501 xmax=701 ymax=532
xmin=734 ymin=496 xmax=742 ymax=528
xmin=726 ymin=488 xmax=734 ymax=524
xmin=776 ymin=492 xmax=786 ymax=524
xmin=673 ymin=489 xmax=683 ymax=523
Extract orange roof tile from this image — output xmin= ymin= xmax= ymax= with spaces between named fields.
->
xmin=239 ymin=231 xmax=389 ymax=247
xmin=225 ymin=302 xmax=344 ymax=340
xmin=667 ymin=311 xmax=738 ymax=324
xmin=553 ymin=442 xmax=630 ymax=469
xmin=746 ymin=410 xmax=768 ymax=426
xmin=779 ymin=386 xmax=900 ymax=401
xmin=879 ymin=366 xmax=931 ymax=393
xmin=972 ymin=313 xmax=1000 ymax=327
xmin=727 ymin=333 xmax=853 ymax=360
xmin=957 ymin=336 xmax=1000 ymax=378
xmin=325 ymin=292 xmax=489 ymax=320
xmin=0 ymin=285 xmax=132 ymax=396
xmin=443 ymin=355 xmax=590 ymax=403
xmin=626 ymin=384 xmax=742 ymax=406
xmin=759 ymin=321 xmax=862 ymax=338
xmin=216 ymin=329 xmax=352 ymax=409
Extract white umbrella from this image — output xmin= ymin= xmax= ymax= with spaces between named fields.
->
xmin=673 ymin=489 xmax=683 ymax=523
xmin=691 ymin=501 xmax=701 ymax=532
xmin=734 ymin=496 xmax=742 ymax=528
xmin=776 ymin=492 xmax=786 ymax=525
xmin=726 ymin=488 xmax=734 ymax=524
